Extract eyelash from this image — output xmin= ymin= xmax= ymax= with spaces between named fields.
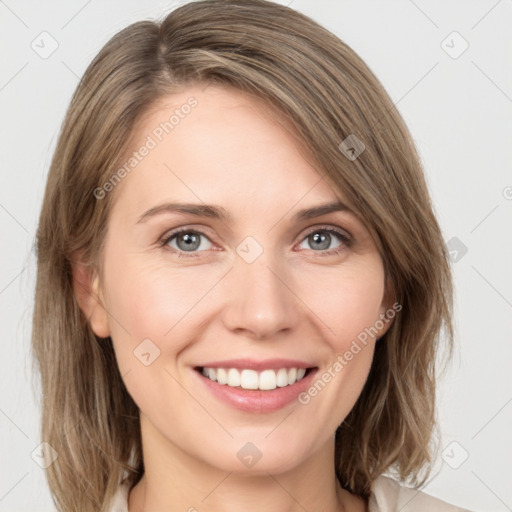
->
xmin=159 ymin=225 xmax=353 ymax=259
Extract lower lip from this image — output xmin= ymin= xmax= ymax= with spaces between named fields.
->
xmin=193 ymin=368 xmax=318 ymax=413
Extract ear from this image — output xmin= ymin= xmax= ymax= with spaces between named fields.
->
xmin=376 ymin=276 xmax=398 ymax=340
xmin=71 ymin=257 xmax=111 ymax=338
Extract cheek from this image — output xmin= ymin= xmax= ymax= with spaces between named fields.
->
xmin=100 ymin=254 xmax=201 ymax=413
xmin=295 ymin=267 xmax=383 ymax=433
xmin=295 ymin=257 xmax=386 ymax=348
xmin=101 ymin=249 xmax=224 ymax=364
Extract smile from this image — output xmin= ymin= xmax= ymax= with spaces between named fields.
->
xmin=192 ymin=359 xmax=318 ymax=413
xmin=199 ymin=367 xmax=308 ymax=390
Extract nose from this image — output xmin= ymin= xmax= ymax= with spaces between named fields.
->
xmin=220 ymin=249 xmax=301 ymax=340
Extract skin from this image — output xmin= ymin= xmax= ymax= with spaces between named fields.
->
xmin=75 ymin=84 xmax=394 ymax=512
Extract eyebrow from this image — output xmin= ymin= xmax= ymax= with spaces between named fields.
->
xmin=137 ymin=203 xmax=229 ymax=224
xmin=136 ymin=200 xmax=350 ymax=224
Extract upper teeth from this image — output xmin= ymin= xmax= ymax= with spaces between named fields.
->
xmin=201 ymin=367 xmax=307 ymax=390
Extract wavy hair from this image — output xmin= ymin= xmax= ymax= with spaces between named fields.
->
xmin=32 ymin=0 xmax=453 ymax=510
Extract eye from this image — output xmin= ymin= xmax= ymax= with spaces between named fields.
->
xmin=296 ymin=227 xmax=352 ymax=256
xmin=160 ymin=225 xmax=353 ymax=258
xmin=162 ymin=229 xmax=213 ymax=256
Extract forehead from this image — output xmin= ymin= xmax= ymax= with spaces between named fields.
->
xmin=109 ymin=84 xmax=345 ymax=214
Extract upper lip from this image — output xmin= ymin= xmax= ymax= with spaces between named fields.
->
xmin=195 ymin=358 xmax=317 ymax=371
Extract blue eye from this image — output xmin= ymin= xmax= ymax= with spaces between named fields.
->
xmin=162 ymin=229 xmax=213 ymax=255
xmin=160 ymin=226 xmax=352 ymax=258
xmin=297 ymin=228 xmax=352 ymax=256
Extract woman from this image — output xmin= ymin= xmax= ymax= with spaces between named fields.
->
xmin=32 ymin=1 xmax=471 ymax=510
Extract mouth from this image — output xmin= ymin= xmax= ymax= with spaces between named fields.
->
xmin=192 ymin=360 xmax=319 ymax=413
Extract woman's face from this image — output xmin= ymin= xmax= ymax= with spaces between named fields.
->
xmin=91 ymin=83 xmax=392 ymax=475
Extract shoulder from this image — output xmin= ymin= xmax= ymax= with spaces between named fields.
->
xmin=369 ymin=475 xmax=473 ymax=512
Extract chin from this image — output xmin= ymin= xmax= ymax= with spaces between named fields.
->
xmin=197 ymin=435 xmax=311 ymax=476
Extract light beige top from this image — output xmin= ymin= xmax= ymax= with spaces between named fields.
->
xmin=108 ymin=475 xmax=472 ymax=511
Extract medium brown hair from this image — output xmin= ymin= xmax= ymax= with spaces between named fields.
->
xmin=32 ymin=0 xmax=453 ymax=510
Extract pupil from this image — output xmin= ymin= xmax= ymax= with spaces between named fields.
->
xmin=310 ymin=232 xmax=330 ymax=250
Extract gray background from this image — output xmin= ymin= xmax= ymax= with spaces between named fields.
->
xmin=1 ymin=0 xmax=511 ymax=510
